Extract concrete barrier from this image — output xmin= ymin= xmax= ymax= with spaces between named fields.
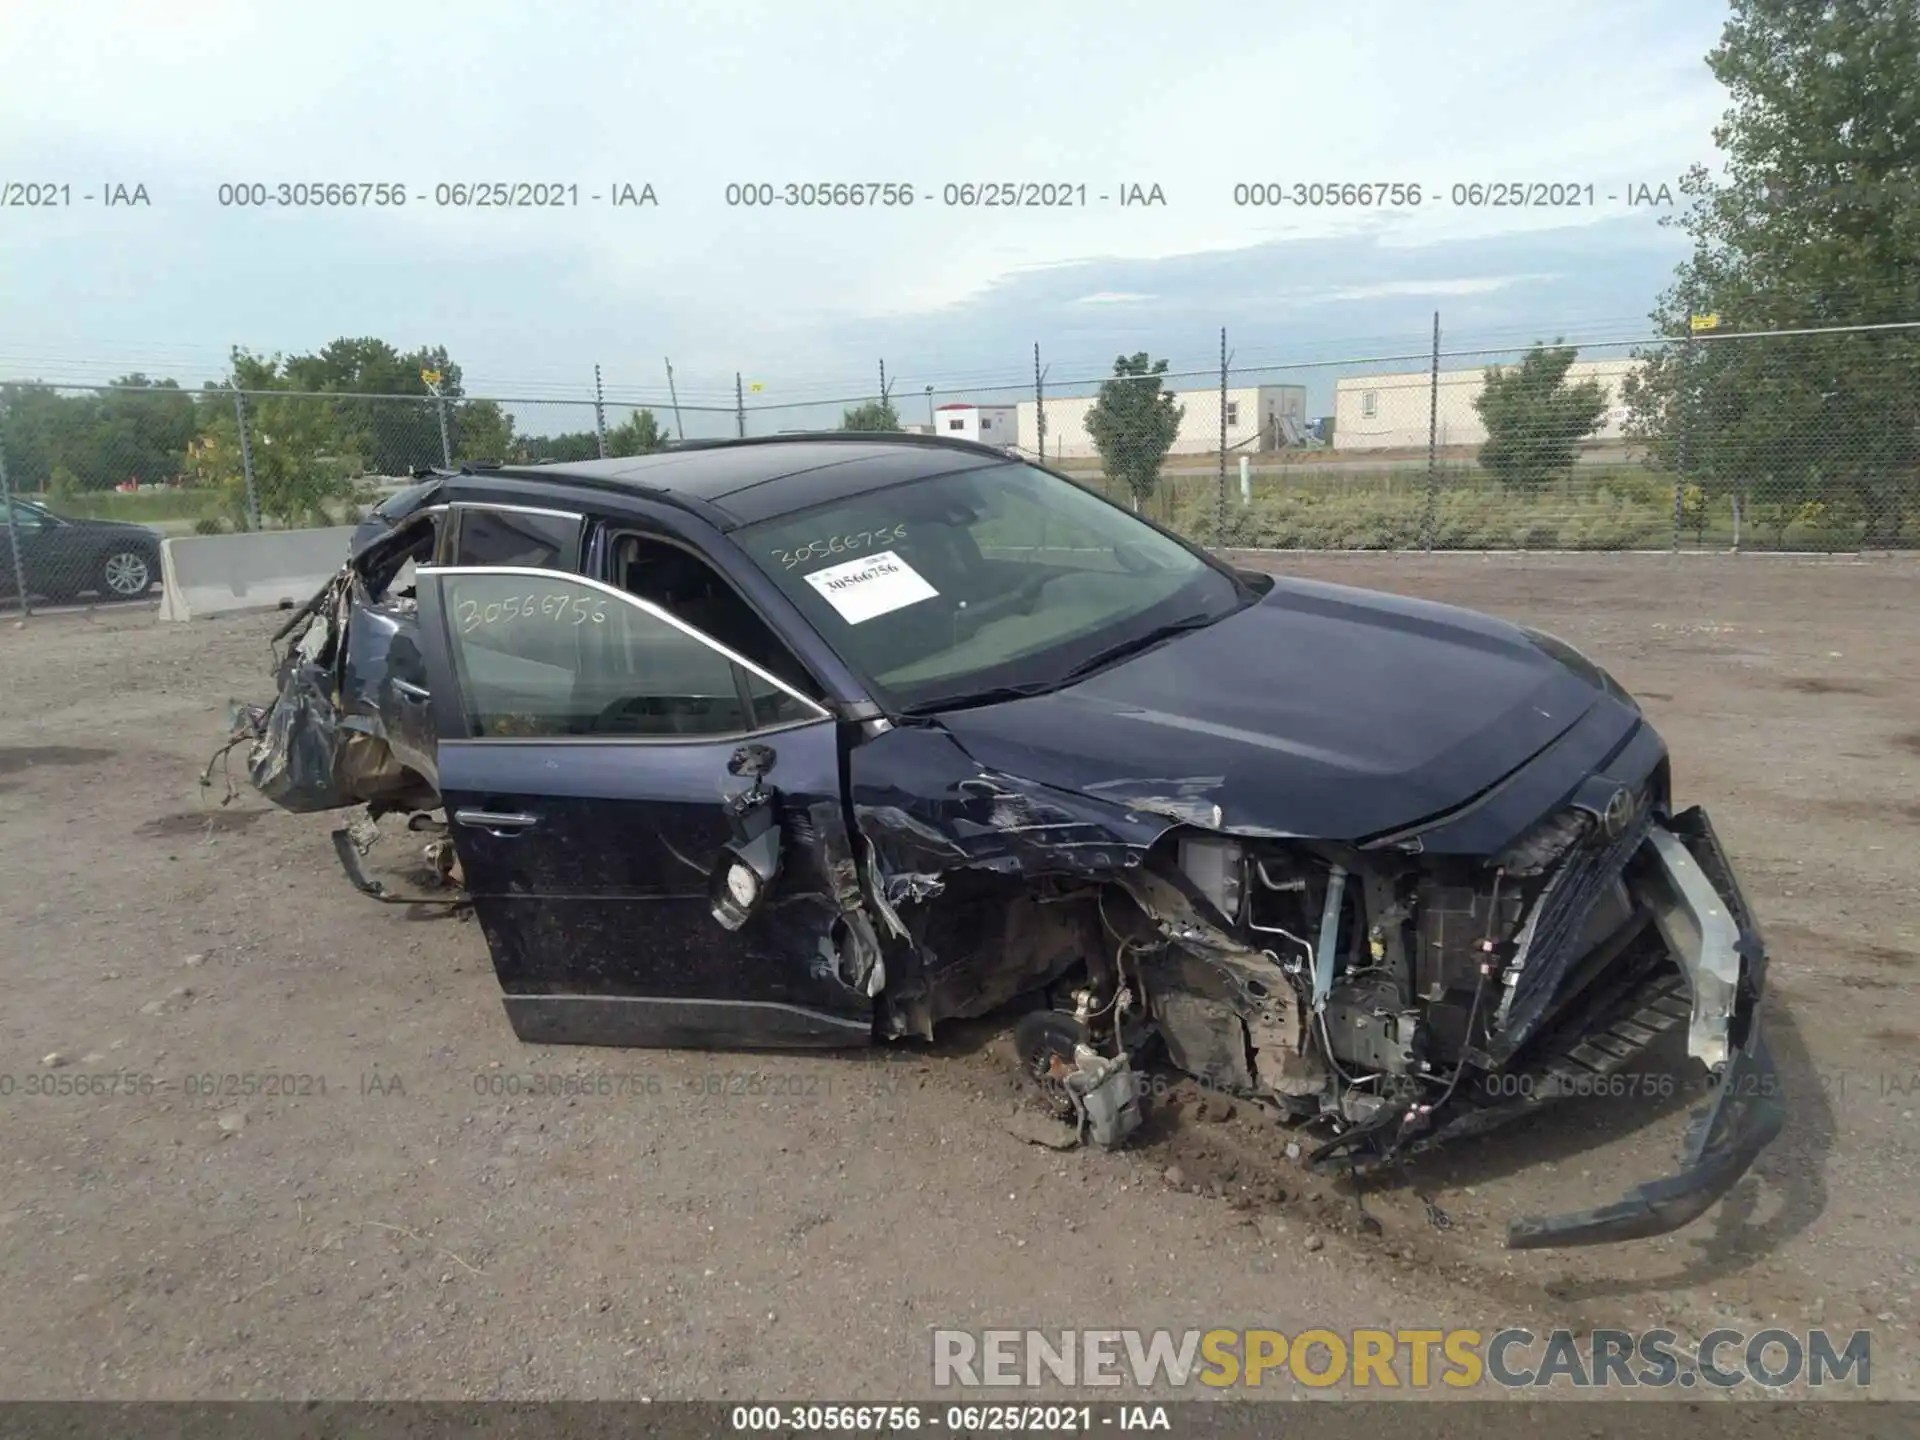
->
xmin=157 ymin=526 xmax=357 ymax=621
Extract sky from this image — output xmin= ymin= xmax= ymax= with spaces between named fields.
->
xmin=0 ymin=0 xmax=1736 ymax=425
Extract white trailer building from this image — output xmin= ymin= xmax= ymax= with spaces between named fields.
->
xmin=1332 ymin=357 xmax=1646 ymax=451
xmin=931 ymin=403 xmax=1019 ymax=447
xmin=1015 ymin=384 xmax=1308 ymax=461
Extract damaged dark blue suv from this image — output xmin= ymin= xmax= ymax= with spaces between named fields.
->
xmin=226 ymin=432 xmax=1783 ymax=1250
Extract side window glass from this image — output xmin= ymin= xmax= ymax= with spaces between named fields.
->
xmin=611 ymin=533 xmax=822 ymax=699
xmin=742 ymin=670 xmax=815 ymax=729
xmin=453 ymin=507 xmax=582 ymax=569
xmin=442 ymin=571 xmax=819 ymax=740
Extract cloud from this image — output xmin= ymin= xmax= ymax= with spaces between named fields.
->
xmin=1311 ymin=275 xmax=1563 ymax=303
xmin=0 ymin=0 xmax=1727 ymax=385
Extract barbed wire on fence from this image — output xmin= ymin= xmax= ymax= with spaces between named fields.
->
xmin=3 ymin=318 xmax=1917 ymax=610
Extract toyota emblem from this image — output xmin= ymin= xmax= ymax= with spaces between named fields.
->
xmin=1602 ymin=786 xmax=1638 ymax=837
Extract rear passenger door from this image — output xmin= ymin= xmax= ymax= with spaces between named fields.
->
xmin=413 ymin=564 xmax=877 ymax=1050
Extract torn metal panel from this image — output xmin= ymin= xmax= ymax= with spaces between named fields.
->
xmin=243 ymin=654 xmax=363 ymax=813
xmin=1080 ymin=775 xmax=1228 ymax=829
xmin=1641 ymin=820 xmax=1743 ymax=1070
xmin=339 ymin=584 xmax=437 ymax=792
xmin=847 ymin=724 xmax=1175 ymax=884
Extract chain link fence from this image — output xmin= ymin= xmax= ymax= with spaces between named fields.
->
xmin=3 ymin=321 xmax=1915 ymax=612
xmin=1011 ymin=325 xmax=1920 ymax=556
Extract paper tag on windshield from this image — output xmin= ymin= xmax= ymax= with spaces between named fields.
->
xmin=803 ymin=550 xmax=938 ymax=625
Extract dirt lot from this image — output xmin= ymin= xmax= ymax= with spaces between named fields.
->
xmin=0 ymin=553 xmax=1915 ymax=1402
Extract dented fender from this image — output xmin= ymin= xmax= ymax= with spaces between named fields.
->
xmin=847 ymin=722 xmax=1177 ymax=882
xmin=843 ymin=722 xmax=1184 ymax=1037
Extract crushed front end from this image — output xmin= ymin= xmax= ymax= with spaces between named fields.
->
xmin=1105 ymin=774 xmax=1781 ymax=1249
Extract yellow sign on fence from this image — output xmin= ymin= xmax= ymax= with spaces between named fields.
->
xmin=1689 ymin=313 xmax=1721 ymax=333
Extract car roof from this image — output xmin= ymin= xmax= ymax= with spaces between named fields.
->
xmin=395 ymin=432 xmax=1019 ymax=531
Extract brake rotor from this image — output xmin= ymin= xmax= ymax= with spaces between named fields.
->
xmin=1013 ymin=1010 xmax=1090 ymax=1122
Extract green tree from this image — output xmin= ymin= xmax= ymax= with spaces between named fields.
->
xmin=1622 ymin=0 xmax=1920 ymax=546
xmin=841 ymin=399 xmax=901 ymax=431
xmin=451 ymin=400 xmax=515 ymax=463
xmin=0 ymin=385 xmax=73 ymax=490
xmin=0 ymin=378 xmax=196 ymax=492
xmin=1085 ymin=353 xmax=1183 ymax=510
xmin=1473 ymin=342 xmax=1608 ymax=489
xmin=606 ymin=408 xmax=674 ymax=456
xmin=188 ymin=355 xmax=359 ymax=528
xmin=85 ymin=377 xmax=197 ymax=487
xmin=511 ymin=431 xmax=602 ymax=463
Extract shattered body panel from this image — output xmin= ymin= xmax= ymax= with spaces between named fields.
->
xmin=224 ymin=445 xmax=1781 ymax=1250
xmin=236 ymin=567 xmax=437 ymax=815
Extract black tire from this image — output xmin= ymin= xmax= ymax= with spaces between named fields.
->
xmin=1013 ymin=1010 xmax=1090 ymax=1122
xmin=95 ymin=547 xmax=156 ymax=601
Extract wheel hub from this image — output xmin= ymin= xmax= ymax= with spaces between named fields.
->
xmin=103 ymin=552 xmax=150 ymax=595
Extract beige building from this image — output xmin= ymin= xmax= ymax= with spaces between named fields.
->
xmin=1332 ymin=357 xmax=1646 ymax=451
xmin=1016 ymin=384 xmax=1308 ymax=460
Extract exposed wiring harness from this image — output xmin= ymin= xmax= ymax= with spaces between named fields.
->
xmin=1400 ymin=868 xmax=1506 ymax=1130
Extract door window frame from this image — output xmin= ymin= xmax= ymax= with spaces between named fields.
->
xmin=446 ymin=502 xmax=585 ymax=571
xmin=419 ymin=563 xmax=833 ymax=746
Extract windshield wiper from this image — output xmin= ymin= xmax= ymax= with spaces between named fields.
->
xmin=1052 ymin=610 xmax=1225 ymax=686
xmin=893 ymin=611 xmax=1228 ymax=717
xmin=896 ymin=681 xmax=1057 ymax=716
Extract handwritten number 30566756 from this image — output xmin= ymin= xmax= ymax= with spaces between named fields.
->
xmin=456 ymin=593 xmax=608 ymax=632
xmin=772 ymin=524 xmax=908 ymax=570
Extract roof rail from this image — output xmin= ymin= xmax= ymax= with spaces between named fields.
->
xmin=663 ymin=430 xmax=1015 ymax=462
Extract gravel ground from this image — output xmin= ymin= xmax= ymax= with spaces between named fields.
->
xmin=0 ymin=552 xmax=1914 ymax=1403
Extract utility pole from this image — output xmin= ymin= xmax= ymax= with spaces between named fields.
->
xmin=1421 ymin=311 xmax=1441 ymax=551
xmin=0 ymin=438 xmax=31 ymax=617
xmin=593 ymin=365 xmax=608 ymax=458
xmin=421 ymin=368 xmax=453 ymax=469
xmin=735 ymin=373 xmax=746 ymax=439
xmin=1033 ymin=344 xmax=1047 ymax=464
xmin=664 ymin=358 xmax=685 ymax=441
xmin=232 ymin=381 xmax=262 ymax=530
xmin=1677 ymin=311 xmax=1718 ymax=551
xmin=1215 ymin=328 xmax=1230 ymax=546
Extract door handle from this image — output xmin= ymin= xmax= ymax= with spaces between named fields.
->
xmin=453 ymin=808 xmax=539 ymax=835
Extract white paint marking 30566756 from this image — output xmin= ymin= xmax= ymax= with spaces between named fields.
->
xmin=802 ymin=550 xmax=939 ymax=625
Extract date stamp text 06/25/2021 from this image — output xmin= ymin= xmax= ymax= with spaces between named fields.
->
xmin=3 ymin=177 xmax=1695 ymax=211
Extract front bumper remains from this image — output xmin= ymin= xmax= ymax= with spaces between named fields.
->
xmin=1504 ymin=805 xmax=1783 ymax=1248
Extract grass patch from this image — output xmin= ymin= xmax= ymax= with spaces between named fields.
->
xmin=1065 ymin=463 xmax=1890 ymax=551
xmin=37 ymin=489 xmax=224 ymax=526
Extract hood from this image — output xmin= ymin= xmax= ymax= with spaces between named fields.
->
xmin=931 ymin=576 xmax=1633 ymax=842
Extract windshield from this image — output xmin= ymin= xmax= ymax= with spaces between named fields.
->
xmin=735 ymin=462 xmax=1247 ymax=711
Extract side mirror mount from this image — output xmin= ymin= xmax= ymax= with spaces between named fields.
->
xmin=709 ymin=744 xmax=782 ymax=931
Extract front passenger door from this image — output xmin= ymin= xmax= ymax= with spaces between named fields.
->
xmin=414 ymin=565 xmax=876 ymax=1050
